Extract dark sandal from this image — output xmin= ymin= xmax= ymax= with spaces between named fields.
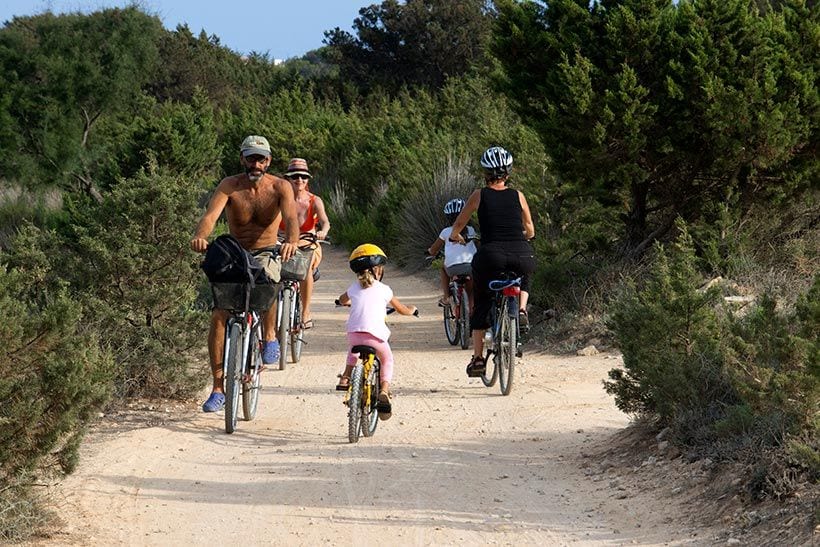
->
xmin=335 ymin=375 xmax=350 ymax=391
xmin=466 ymin=355 xmax=486 ymax=377
xmin=518 ymin=310 xmax=529 ymax=330
xmin=376 ymin=392 xmax=392 ymax=420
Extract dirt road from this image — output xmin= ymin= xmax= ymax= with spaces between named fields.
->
xmin=41 ymin=246 xmax=719 ymax=546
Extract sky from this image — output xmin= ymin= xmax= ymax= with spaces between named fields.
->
xmin=0 ymin=1 xmax=368 ymax=61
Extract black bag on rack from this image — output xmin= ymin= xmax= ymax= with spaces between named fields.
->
xmin=200 ymin=234 xmax=266 ymax=284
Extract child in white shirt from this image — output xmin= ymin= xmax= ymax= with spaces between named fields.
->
xmin=336 ymin=244 xmax=417 ymax=420
xmin=427 ymin=198 xmax=478 ymax=308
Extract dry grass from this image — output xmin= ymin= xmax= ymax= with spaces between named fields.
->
xmin=391 ymin=155 xmax=477 ymax=269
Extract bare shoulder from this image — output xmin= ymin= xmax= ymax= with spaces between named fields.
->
xmin=217 ymin=173 xmax=243 ymax=193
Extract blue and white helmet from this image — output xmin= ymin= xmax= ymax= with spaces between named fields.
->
xmin=443 ymin=198 xmax=465 ymax=215
xmin=480 ymin=146 xmax=513 ymax=178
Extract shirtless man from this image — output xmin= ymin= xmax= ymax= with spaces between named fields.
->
xmin=191 ymin=135 xmax=299 ymax=412
xmin=279 ymin=157 xmax=330 ymax=329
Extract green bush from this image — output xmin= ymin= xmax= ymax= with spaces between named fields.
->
xmin=606 ymin=221 xmax=819 ymax=492
xmin=605 ymin=223 xmax=735 ymax=433
xmin=5 ymin=166 xmax=209 ymax=399
xmin=0 ymin=265 xmax=112 ymax=484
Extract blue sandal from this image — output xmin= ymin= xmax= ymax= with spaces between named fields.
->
xmin=202 ymin=392 xmax=225 ymax=412
xmin=262 ymin=340 xmax=280 ymax=364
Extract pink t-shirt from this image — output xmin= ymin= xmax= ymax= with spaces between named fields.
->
xmin=345 ymin=280 xmax=393 ymax=342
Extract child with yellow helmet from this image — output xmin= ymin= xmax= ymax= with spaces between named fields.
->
xmin=335 ymin=243 xmax=418 ymax=420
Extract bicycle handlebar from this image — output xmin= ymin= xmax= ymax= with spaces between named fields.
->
xmin=336 ymin=299 xmax=419 ymax=317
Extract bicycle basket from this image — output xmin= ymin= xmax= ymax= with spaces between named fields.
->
xmin=281 ymin=248 xmax=313 ymax=281
xmin=211 ymin=282 xmax=277 ymax=311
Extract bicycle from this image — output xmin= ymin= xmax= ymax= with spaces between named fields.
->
xmin=334 ymin=302 xmax=419 ymax=443
xmin=275 ymin=233 xmax=328 ymax=370
xmin=443 ymin=272 xmax=471 ymax=350
xmin=426 ymin=251 xmax=474 ymax=351
xmin=210 ymin=279 xmax=277 ymax=434
xmin=344 ymin=344 xmax=383 ymax=443
xmin=480 ymin=273 xmax=522 ymax=396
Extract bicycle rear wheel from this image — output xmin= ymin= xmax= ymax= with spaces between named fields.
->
xmin=458 ymin=287 xmax=470 ymax=350
xmin=242 ymin=324 xmax=262 ymax=421
xmin=277 ymin=287 xmax=293 ymax=370
xmin=347 ymin=364 xmax=364 ymax=443
xmin=290 ymin=291 xmax=303 ymax=363
xmin=361 ymin=359 xmax=380 ymax=437
xmin=498 ymin=298 xmax=517 ymax=396
xmin=443 ymin=296 xmax=458 ymax=346
xmin=481 ymin=347 xmax=498 ymax=387
xmin=224 ymin=321 xmax=242 ymax=434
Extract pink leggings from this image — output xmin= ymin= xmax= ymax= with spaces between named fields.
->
xmin=346 ymin=332 xmax=394 ymax=383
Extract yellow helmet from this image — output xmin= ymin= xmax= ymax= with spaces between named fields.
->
xmin=349 ymin=243 xmax=387 ymax=273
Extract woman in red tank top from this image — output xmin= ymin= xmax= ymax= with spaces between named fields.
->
xmin=279 ymin=158 xmax=331 ymax=329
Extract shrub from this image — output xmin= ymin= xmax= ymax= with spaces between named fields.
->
xmin=4 ymin=166 xmax=210 ymax=399
xmin=605 ymin=222 xmax=735 ymax=432
xmin=0 ymin=264 xmax=112 ymax=486
xmin=606 ymin=221 xmax=819 ymax=494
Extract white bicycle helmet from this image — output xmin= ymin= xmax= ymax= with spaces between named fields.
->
xmin=443 ymin=198 xmax=465 ymax=215
xmin=480 ymin=146 xmax=513 ymax=178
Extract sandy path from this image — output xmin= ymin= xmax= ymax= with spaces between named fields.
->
xmin=39 ymin=246 xmax=712 ymax=546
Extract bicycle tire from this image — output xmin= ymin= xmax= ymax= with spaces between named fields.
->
xmin=242 ymin=324 xmax=262 ymax=421
xmin=277 ymin=287 xmax=293 ymax=370
xmin=458 ymin=286 xmax=470 ymax=350
xmin=481 ymin=305 xmax=499 ymax=387
xmin=361 ymin=359 xmax=379 ymax=437
xmin=443 ymin=295 xmax=459 ymax=346
xmin=481 ymin=347 xmax=498 ymax=387
xmin=224 ymin=321 xmax=242 ymax=434
xmin=290 ymin=291 xmax=303 ymax=363
xmin=498 ymin=297 xmax=517 ymax=396
xmin=347 ymin=363 xmax=364 ymax=443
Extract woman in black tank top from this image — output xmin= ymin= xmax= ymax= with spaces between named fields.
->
xmin=448 ymin=146 xmax=536 ymax=377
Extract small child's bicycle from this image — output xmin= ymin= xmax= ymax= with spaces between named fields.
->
xmin=344 ymin=345 xmax=383 ymax=443
xmin=334 ymin=301 xmax=419 ymax=443
xmin=444 ymin=272 xmax=471 ymax=350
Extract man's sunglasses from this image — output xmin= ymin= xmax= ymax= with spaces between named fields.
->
xmin=287 ymin=174 xmax=310 ymax=181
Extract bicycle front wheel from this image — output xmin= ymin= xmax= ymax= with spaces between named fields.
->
xmin=242 ymin=324 xmax=262 ymax=421
xmin=458 ymin=287 xmax=470 ymax=350
xmin=224 ymin=321 xmax=242 ymax=433
xmin=498 ymin=298 xmax=517 ymax=396
xmin=361 ymin=359 xmax=379 ymax=437
xmin=290 ymin=291 xmax=303 ymax=363
xmin=277 ymin=288 xmax=293 ymax=370
xmin=347 ymin=364 xmax=364 ymax=443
